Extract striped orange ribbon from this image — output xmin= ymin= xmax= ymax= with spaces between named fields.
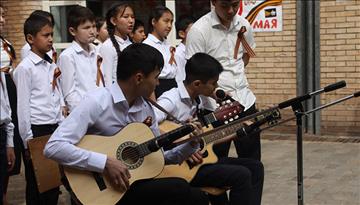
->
xmin=2 ymin=39 xmax=16 ymax=67
xmin=96 ymin=56 xmax=105 ymax=87
xmin=234 ymin=26 xmax=256 ymax=60
xmin=52 ymin=67 xmax=61 ymax=91
xmin=245 ymin=0 xmax=282 ymax=25
xmin=168 ymin=46 xmax=177 ymax=66
xmin=51 ymin=47 xmax=57 ymax=63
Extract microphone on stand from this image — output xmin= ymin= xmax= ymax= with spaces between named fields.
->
xmin=215 ymin=89 xmax=236 ymax=102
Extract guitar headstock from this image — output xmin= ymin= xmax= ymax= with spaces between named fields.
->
xmin=213 ymin=101 xmax=244 ymax=123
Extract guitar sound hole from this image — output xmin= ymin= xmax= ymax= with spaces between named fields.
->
xmin=121 ymin=147 xmax=140 ymax=165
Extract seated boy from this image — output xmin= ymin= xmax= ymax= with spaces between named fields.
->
xmin=155 ymin=53 xmax=264 ymax=205
xmin=44 ymin=43 xmax=208 ymax=205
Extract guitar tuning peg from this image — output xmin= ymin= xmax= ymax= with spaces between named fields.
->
xmin=229 ymin=118 xmax=234 ymax=122
xmin=234 ymin=115 xmax=239 ymax=119
xmin=224 ymin=115 xmax=227 ymax=119
xmin=225 ymin=121 xmax=229 ymax=124
xmin=226 ymin=100 xmax=231 ymax=104
xmin=234 ymin=110 xmax=237 ymax=114
xmin=229 ymin=113 xmax=232 ymax=116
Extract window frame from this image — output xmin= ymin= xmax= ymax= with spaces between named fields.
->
xmin=42 ymin=0 xmax=86 ymax=50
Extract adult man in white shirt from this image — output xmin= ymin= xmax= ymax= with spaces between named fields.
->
xmin=45 ymin=43 xmax=208 ymax=205
xmin=186 ymin=0 xmax=260 ymax=161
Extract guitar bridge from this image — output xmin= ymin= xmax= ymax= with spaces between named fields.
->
xmin=92 ymin=172 xmax=107 ymax=191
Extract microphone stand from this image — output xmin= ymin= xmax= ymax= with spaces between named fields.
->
xmin=249 ymin=91 xmax=359 ymax=205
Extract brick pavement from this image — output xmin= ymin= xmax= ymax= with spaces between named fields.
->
xmin=6 ymin=139 xmax=360 ymax=205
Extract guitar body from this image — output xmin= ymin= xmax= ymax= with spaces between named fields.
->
xmin=157 ymin=121 xmax=218 ymax=182
xmin=157 ymin=140 xmax=218 ymax=182
xmin=63 ymin=123 xmax=165 ymax=205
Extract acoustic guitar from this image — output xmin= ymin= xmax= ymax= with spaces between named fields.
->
xmin=157 ymin=109 xmax=281 ymax=182
xmin=62 ymin=122 xmax=193 ymax=205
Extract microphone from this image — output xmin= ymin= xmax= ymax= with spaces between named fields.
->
xmin=215 ymin=89 xmax=236 ymax=102
xmin=278 ymin=81 xmax=346 ymax=109
xmin=148 ymin=124 xmax=195 ymax=152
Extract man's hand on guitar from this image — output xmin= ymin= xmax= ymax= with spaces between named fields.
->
xmin=188 ymin=121 xmax=203 ymax=147
xmin=104 ymin=157 xmax=131 ymax=192
xmin=187 ymin=150 xmax=203 ymax=166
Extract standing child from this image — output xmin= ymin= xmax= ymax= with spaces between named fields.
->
xmin=58 ymin=5 xmax=100 ymax=113
xmin=174 ymin=15 xmax=194 ymax=84
xmin=143 ymin=5 xmax=178 ymax=98
xmin=13 ymin=14 xmax=64 ymax=205
xmin=129 ymin=19 xmax=146 ymax=43
xmin=20 ymin=10 xmax=57 ymax=63
xmin=0 ymin=4 xmax=15 ymax=205
xmin=99 ymin=3 xmax=134 ymax=86
xmin=93 ymin=16 xmax=108 ymax=53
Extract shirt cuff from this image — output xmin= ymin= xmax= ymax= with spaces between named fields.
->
xmin=87 ymin=152 xmax=107 ymax=173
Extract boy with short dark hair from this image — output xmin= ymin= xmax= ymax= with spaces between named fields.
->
xmin=155 ymin=53 xmax=264 ymax=205
xmin=13 ymin=14 xmax=63 ymax=205
xmin=45 ymin=43 xmax=208 ymax=205
xmin=58 ymin=5 xmax=101 ymax=113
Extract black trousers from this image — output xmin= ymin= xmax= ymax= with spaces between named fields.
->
xmin=191 ymin=157 xmax=264 ymax=205
xmin=0 ymin=127 xmax=7 ymax=205
xmin=213 ymin=104 xmax=261 ymax=161
xmin=155 ymin=78 xmax=177 ymax=98
xmin=117 ymin=177 xmax=208 ymax=205
xmin=23 ymin=124 xmax=59 ymax=205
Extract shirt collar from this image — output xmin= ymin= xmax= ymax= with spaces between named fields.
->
xmin=178 ymin=81 xmax=192 ymax=100
xmin=210 ymin=9 xmax=240 ymax=29
xmin=114 ymin=35 xmax=130 ymax=45
xmin=28 ymin=51 xmax=48 ymax=65
xmin=147 ymin=33 xmax=163 ymax=45
xmin=109 ymin=83 xmax=147 ymax=112
xmin=72 ymin=41 xmax=96 ymax=55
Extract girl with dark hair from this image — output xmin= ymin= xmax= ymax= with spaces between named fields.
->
xmin=143 ymin=5 xmax=178 ymax=98
xmin=99 ymin=3 xmax=134 ymax=86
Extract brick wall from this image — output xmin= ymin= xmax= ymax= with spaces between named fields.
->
xmin=248 ymin=0 xmax=359 ymax=136
xmin=248 ymin=0 xmax=297 ymax=133
xmin=2 ymin=0 xmax=42 ymax=65
xmin=319 ymin=0 xmax=360 ymax=136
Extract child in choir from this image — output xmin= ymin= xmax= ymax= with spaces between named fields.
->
xmin=93 ymin=16 xmax=108 ymax=53
xmin=58 ymin=5 xmax=101 ymax=113
xmin=13 ymin=14 xmax=64 ymax=205
xmin=99 ymin=3 xmax=134 ymax=86
xmin=0 ymin=4 xmax=16 ymax=205
xmin=20 ymin=10 xmax=57 ymax=62
xmin=129 ymin=19 xmax=146 ymax=43
xmin=143 ymin=5 xmax=178 ymax=98
xmin=174 ymin=16 xmax=194 ymax=84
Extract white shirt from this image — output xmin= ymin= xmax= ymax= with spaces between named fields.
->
xmin=155 ymin=82 xmax=216 ymax=123
xmin=186 ymin=10 xmax=256 ymax=110
xmin=0 ymin=39 xmax=14 ymax=147
xmin=58 ymin=41 xmax=99 ymax=112
xmin=143 ymin=34 xmax=177 ymax=79
xmin=99 ymin=36 xmax=132 ymax=86
xmin=13 ymin=51 xmax=63 ymax=148
xmin=175 ymin=42 xmax=186 ymax=83
xmin=44 ymin=83 xmax=197 ymax=173
xmin=20 ymin=43 xmax=53 ymax=61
